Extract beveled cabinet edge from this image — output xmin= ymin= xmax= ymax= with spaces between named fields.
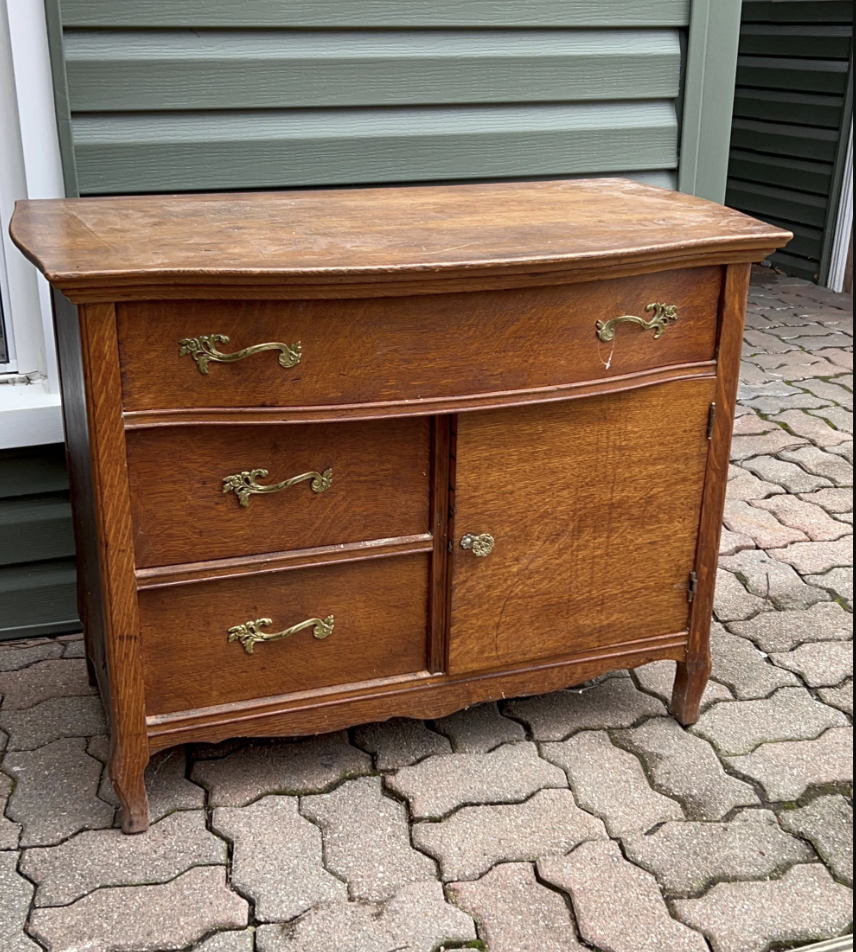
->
xmin=145 ymin=631 xmax=689 ymax=750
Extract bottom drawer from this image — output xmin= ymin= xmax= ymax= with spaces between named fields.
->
xmin=138 ymin=555 xmax=430 ymax=716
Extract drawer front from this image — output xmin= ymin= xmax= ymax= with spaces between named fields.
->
xmin=448 ymin=378 xmax=717 ymax=676
xmin=127 ymin=418 xmax=432 ymax=568
xmin=139 ymin=554 xmax=430 ymax=716
xmin=119 ymin=267 xmax=721 ymax=413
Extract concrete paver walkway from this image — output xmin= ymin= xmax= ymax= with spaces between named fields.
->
xmin=0 ymin=268 xmax=852 ymax=952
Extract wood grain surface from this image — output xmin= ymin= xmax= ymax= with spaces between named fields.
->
xmin=449 ymin=378 xmax=716 ymax=674
xmin=118 ymin=268 xmax=721 ymax=413
xmin=126 ymin=418 xmax=431 ymax=567
xmin=138 ymin=553 xmax=431 ymax=716
xmin=10 ymin=180 xmax=790 ymax=299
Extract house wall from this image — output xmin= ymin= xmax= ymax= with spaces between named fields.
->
xmin=726 ymin=0 xmax=854 ymax=282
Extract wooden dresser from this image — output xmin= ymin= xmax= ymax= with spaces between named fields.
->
xmin=11 ymin=180 xmax=790 ymax=833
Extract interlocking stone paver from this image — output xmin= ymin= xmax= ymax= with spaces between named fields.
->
xmin=743 ymin=455 xmax=834 ymax=494
xmin=713 ymin=568 xmax=770 ymax=622
xmin=21 ymin=810 xmax=227 ymax=907
xmin=769 ymin=537 xmax=854 ymax=576
xmin=771 ymin=642 xmax=854 ymax=688
xmin=385 ymin=742 xmax=566 ymax=820
xmin=773 ymin=409 xmax=852 ymax=447
xmin=434 ymin=701 xmax=527 ymax=753
xmin=728 ymin=601 xmax=853 ymax=652
xmin=60 ymin=638 xmax=86 ymax=659
xmin=99 ymin=747 xmax=206 ymax=824
xmin=632 ymin=660 xmax=734 ymax=711
xmin=614 ymin=717 xmax=760 ymax=820
xmin=732 ymin=410 xmax=779 ymax=433
xmin=623 ymin=811 xmax=814 ymax=896
xmin=721 ymin=547 xmax=832 ymax=611
xmin=674 ymin=864 xmax=853 ymax=952
xmin=0 ymin=696 xmax=106 ymax=751
xmin=830 ymin=439 xmax=855 ymax=463
xmin=739 ymin=359 xmax=777 ymax=385
xmin=746 ymin=392 xmax=832 ymax=414
xmin=743 ymin=330 xmax=798 ymax=356
xmin=4 ymin=738 xmax=114 ymax=846
xmin=194 ymin=932 xmax=256 ymax=952
xmin=28 ymin=866 xmax=249 ymax=952
xmin=730 ymin=429 xmax=809 ymax=462
xmin=779 ymin=444 xmax=853 ymax=486
xmin=807 ymin=566 xmax=854 ymax=607
xmin=726 ymin=727 xmax=853 ymax=802
xmin=450 ymin=863 xmax=584 ymax=952
xmin=801 ymin=487 xmax=855 ymax=513
xmin=738 ymin=380 xmax=803 ymax=404
xmin=539 ymin=840 xmax=708 ymax=952
xmin=723 ymin=500 xmax=808 ymax=549
xmin=752 ymin=495 xmax=853 ymax=542
xmin=768 ymin=323 xmax=849 ymax=340
xmin=255 ymin=882 xmax=477 ymax=952
xmin=719 ymin=527 xmax=755 ymax=555
xmin=301 ymin=777 xmax=436 ymax=901
xmin=708 ymin=625 xmax=801 ymax=699
xmin=543 ymin=731 xmax=683 ymax=836
xmin=819 ymin=680 xmax=854 ymax=717
xmin=780 ymin=796 xmax=854 ymax=887
xmin=354 ymin=718 xmax=452 ymax=770
xmin=213 ymin=795 xmax=345 ymax=922
xmin=413 ymin=788 xmax=607 ymax=882
xmin=810 ymin=404 xmax=854 ymax=435
xmin=801 ymin=377 xmax=855 ymax=409
xmin=191 ymin=732 xmax=372 ymax=806
xmin=0 ymin=771 xmax=21 ymax=849
xmin=0 ymin=851 xmax=40 ymax=952
xmin=505 ymin=677 xmax=666 ymax=742
xmin=0 ymin=641 xmax=63 ymax=672
xmin=748 ymin=352 xmax=844 ymax=380
xmin=0 ymin=659 xmax=96 ymax=711
xmin=817 ymin=347 xmax=854 ymax=370
xmin=692 ymin=688 xmax=849 ymax=756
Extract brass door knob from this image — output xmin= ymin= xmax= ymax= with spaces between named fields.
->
xmin=461 ymin=533 xmax=495 ymax=558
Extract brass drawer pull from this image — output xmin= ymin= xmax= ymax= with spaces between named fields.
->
xmin=179 ymin=334 xmax=302 ymax=375
xmin=462 ymin=533 xmax=495 ymax=558
xmin=223 ymin=467 xmax=333 ymax=508
xmin=229 ymin=615 xmax=335 ymax=655
xmin=596 ymin=303 xmax=679 ymax=344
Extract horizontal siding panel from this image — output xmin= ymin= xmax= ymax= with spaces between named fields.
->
xmin=60 ymin=0 xmax=692 ymax=28
xmin=0 ymin=497 xmax=76 ymax=568
xmin=739 ymin=25 xmax=853 ymax=59
xmin=752 ymin=215 xmax=823 ymax=260
xmin=65 ymin=29 xmax=681 ymax=112
xmin=743 ymin=2 xmax=854 ymax=24
xmin=0 ymin=561 xmax=79 ymax=642
xmin=770 ymin=248 xmax=822 ymax=281
xmin=726 ymin=180 xmax=829 ymax=229
xmin=733 ymin=89 xmax=845 ymax=129
xmin=72 ymin=102 xmax=678 ymax=195
xmin=736 ymin=56 xmax=850 ymax=95
xmin=0 ymin=446 xmax=69 ymax=500
xmin=729 ymin=149 xmax=834 ymax=195
xmin=731 ymin=119 xmax=840 ymax=162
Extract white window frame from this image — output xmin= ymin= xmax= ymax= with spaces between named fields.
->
xmin=0 ymin=0 xmax=65 ymax=449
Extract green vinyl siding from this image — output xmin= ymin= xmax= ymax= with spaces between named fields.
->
xmin=0 ymin=446 xmax=79 ymax=642
xmin=726 ymin=1 xmax=854 ymax=282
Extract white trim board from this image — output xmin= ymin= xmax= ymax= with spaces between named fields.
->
xmin=828 ymin=121 xmax=853 ymax=294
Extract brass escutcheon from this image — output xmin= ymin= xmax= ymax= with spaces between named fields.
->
xmin=462 ymin=533 xmax=496 ymax=558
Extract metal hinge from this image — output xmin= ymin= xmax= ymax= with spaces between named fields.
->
xmin=688 ymin=571 xmax=699 ymax=603
xmin=707 ymin=403 xmax=717 ymax=441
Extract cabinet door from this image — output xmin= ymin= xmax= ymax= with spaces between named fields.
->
xmin=449 ymin=379 xmax=717 ymax=676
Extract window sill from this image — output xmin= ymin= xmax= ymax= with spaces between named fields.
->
xmin=0 ymin=381 xmax=63 ymax=448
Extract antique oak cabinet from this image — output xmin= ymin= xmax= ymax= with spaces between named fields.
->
xmin=11 ymin=180 xmax=790 ymax=833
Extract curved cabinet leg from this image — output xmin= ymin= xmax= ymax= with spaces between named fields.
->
xmin=111 ymin=745 xmax=151 ymax=835
xmin=671 ymin=655 xmax=712 ymax=727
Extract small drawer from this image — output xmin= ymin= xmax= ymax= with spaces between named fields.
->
xmin=118 ymin=267 xmax=722 ymax=414
xmin=126 ymin=418 xmax=432 ymax=568
xmin=138 ymin=553 xmax=430 ymax=716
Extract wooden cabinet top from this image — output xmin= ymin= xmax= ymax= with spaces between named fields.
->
xmin=11 ymin=179 xmax=790 ymax=301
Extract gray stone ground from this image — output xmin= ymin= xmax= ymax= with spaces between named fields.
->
xmin=0 ymin=268 xmax=852 ymax=952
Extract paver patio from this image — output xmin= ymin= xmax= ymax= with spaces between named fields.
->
xmin=0 ymin=267 xmax=852 ymax=952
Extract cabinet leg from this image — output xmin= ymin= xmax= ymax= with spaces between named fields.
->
xmin=111 ymin=747 xmax=151 ymax=835
xmin=671 ymin=656 xmax=712 ymax=727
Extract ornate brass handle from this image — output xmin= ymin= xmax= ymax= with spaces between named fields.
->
xmin=223 ymin=468 xmax=333 ymax=508
xmin=228 ymin=615 xmax=335 ymax=655
xmin=179 ymin=334 xmax=302 ymax=375
xmin=462 ymin=533 xmax=495 ymax=558
xmin=596 ymin=303 xmax=679 ymax=344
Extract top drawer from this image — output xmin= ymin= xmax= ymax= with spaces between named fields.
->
xmin=118 ymin=267 xmax=722 ymax=414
